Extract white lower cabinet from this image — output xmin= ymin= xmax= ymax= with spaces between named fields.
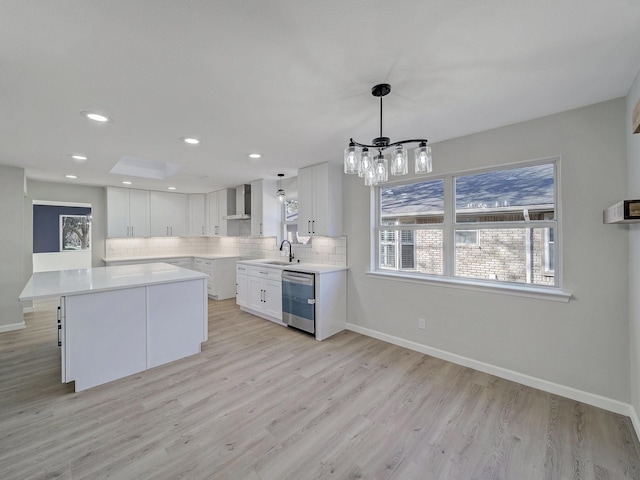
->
xmin=236 ymin=264 xmax=248 ymax=307
xmin=192 ymin=257 xmax=239 ymax=300
xmin=244 ymin=265 xmax=282 ymax=323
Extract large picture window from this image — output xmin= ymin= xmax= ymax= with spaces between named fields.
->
xmin=375 ymin=160 xmax=558 ymax=289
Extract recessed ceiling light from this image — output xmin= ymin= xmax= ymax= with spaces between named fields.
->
xmin=122 ymin=181 xmax=132 ymax=185
xmin=248 ymin=153 xmax=261 ymax=159
xmin=70 ymin=154 xmax=88 ymax=161
xmin=181 ymin=137 xmax=200 ymax=145
xmin=168 ymin=186 xmax=177 ymax=190
xmin=82 ymin=111 xmax=110 ymax=122
xmin=65 ymin=174 xmax=77 ymax=179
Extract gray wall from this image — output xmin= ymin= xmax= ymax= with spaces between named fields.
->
xmin=0 ymin=165 xmax=25 ymax=329
xmin=24 ymin=181 xmax=107 ymax=275
xmin=343 ymin=98 xmax=631 ymax=402
xmin=627 ymin=70 xmax=640 ymax=420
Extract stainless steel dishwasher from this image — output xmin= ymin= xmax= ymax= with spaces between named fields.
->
xmin=282 ymin=270 xmax=316 ymax=334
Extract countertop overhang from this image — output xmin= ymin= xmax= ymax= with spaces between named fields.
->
xmin=19 ymin=263 xmax=208 ymax=301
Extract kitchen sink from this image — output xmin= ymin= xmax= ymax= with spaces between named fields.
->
xmin=261 ymin=260 xmax=295 ymax=266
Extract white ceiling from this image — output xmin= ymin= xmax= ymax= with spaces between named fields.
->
xmin=2 ymin=1 xmax=640 ymax=193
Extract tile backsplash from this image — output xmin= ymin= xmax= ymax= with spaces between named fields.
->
xmin=105 ymin=235 xmax=347 ymax=266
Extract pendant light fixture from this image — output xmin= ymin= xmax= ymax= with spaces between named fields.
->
xmin=276 ymin=173 xmax=286 ymax=202
xmin=344 ymin=84 xmax=433 ymax=186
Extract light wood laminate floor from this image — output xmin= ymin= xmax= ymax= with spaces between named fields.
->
xmin=1 ymin=298 xmax=639 ymax=479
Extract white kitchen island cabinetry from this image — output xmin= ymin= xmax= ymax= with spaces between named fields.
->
xmin=297 ymin=162 xmax=342 ymax=237
xmin=19 ymin=263 xmax=208 ymax=392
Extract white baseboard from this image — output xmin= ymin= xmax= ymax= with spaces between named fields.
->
xmin=0 ymin=321 xmax=26 ymax=333
xmin=346 ymin=323 xmax=635 ymax=419
xmin=23 ymin=306 xmax=35 ymax=314
xmin=629 ymin=405 xmax=640 ymax=440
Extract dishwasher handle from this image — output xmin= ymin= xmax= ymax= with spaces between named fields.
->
xmin=282 ymin=271 xmax=314 ymax=286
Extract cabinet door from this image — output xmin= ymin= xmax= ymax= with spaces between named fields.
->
xmin=311 ymin=162 xmax=329 ymax=235
xmin=236 ymin=272 xmax=248 ymax=307
xmin=188 ymin=194 xmax=206 ymax=236
xmin=149 ymin=191 xmax=169 ymax=236
xmin=248 ymin=276 xmax=264 ymax=311
xmin=217 ymin=190 xmax=228 ymax=236
xmin=206 ymin=192 xmax=219 ymax=235
xmin=297 ymin=166 xmax=314 ymax=236
xmin=166 ymin=193 xmax=187 ymax=236
xmin=107 ymin=187 xmax=131 ymax=237
xmin=129 ymin=189 xmax=150 ymax=237
xmin=250 ymin=179 xmax=264 ymax=236
xmin=264 ymin=278 xmax=282 ymax=320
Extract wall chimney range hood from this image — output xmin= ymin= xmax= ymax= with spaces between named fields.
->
xmin=223 ymin=184 xmax=251 ymax=220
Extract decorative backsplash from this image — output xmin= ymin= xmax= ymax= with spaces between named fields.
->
xmin=105 ymin=235 xmax=347 ymax=266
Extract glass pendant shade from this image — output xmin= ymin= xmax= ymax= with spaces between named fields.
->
xmin=344 ymin=144 xmax=360 ymax=174
xmin=374 ymin=155 xmax=388 ymax=183
xmin=390 ymin=145 xmax=408 ymax=176
xmin=276 ymin=189 xmax=286 ymax=202
xmin=414 ymin=143 xmax=432 ymax=174
xmin=363 ymin=167 xmax=378 ymax=186
xmin=359 ymin=148 xmax=373 ymax=178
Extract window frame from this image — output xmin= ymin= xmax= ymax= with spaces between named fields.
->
xmin=370 ymin=157 xmax=570 ymax=302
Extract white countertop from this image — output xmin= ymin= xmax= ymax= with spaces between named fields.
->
xmin=237 ymin=259 xmax=348 ymax=274
xmin=19 ymin=263 xmax=208 ymax=301
xmin=103 ymin=254 xmax=239 ymax=264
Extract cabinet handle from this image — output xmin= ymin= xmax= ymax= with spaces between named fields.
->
xmin=202 ymin=226 xmax=204 ymax=235
xmin=260 ymin=222 xmax=263 ymax=235
xmin=308 ymin=220 xmax=311 ymax=234
xmin=131 ymin=226 xmax=134 ymax=236
xmin=57 ymin=306 xmax=61 ymax=347
xmin=170 ymin=226 xmax=173 ymax=236
xmin=166 ymin=226 xmax=169 ymax=236
xmin=127 ymin=226 xmax=130 ymax=237
xmin=263 ymin=290 xmax=266 ymax=303
xmin=312 ymin=220 xmax=315 ymax=234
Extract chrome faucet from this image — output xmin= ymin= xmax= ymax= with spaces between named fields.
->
xmin=279 ymin=239 xmax=294 ymax=263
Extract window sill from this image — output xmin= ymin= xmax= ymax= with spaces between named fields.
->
xmin=366 ymin=270 xmax=572 ymax=302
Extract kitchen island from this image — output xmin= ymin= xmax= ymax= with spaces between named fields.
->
xmin=19 ymin=263 xmax=208 ymax=392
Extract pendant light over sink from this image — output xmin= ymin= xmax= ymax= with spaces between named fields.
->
xmin=344 ymin=84 xmax=433 ymax=186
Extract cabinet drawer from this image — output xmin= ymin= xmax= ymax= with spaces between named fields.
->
xmin=236 ymin=264 xmax=248 ymax=275
xmin=247 ymin=265 xmax=282 ymax=280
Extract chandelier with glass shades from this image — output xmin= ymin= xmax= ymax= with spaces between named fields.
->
xmin=344 ymin=83 xmax=432 ymax=186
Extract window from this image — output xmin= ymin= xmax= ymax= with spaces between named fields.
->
xmin=379 ymin=221 xmax=416 ymax=270
xmin=455 ymin=230 xmax=478 ymax=245
xmin=375 ymin=160 xmax=558 ymax=289
xmin=283 ymin=198 xmax=311 ymax=245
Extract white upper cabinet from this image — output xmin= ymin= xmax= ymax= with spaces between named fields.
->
xmin=297 ymin=162 xmax=342 ymax=236
xmin=187 ymin=194 xmax=206 ymax=236
xmin=206 ymin=188 xmax=237 ymax=236
xmin=149 ymin=191 xmax=187 ymax=237
xmin=107 ymin=187 xmax=150 ymax=238
xmin=251 ymin=179 xmax=279 ymax=239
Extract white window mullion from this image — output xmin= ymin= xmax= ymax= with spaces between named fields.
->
xmin=443 ymin=175 xmax=455 ymax=277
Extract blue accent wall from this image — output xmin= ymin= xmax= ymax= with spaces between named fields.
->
xmin=33 ymin=205 xmax=91 ymax=253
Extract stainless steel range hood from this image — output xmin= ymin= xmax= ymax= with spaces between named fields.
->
xmin=223 ymin=184 xmax=251 ymax=220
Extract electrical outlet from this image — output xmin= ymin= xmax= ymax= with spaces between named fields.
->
xmin=418 ymin=318 xmax=426 ymax=330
